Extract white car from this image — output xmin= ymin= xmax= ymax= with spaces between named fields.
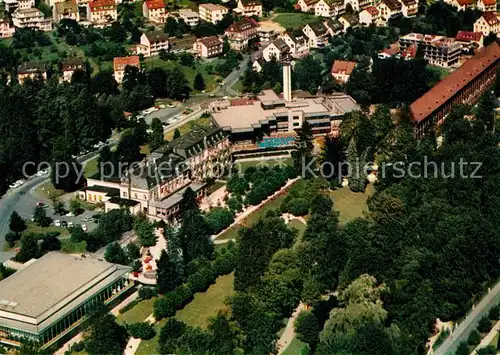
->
xmin=15 ymin=180 xmax=24 ymax=186
xmin=68 ymin=222 xmax=74 ymax=228
xmin=65 ymin=212 xmax=75 ymax=217
xmin=54 ymin=220 xmax=61 ymax=227
xmin=82 ymin=224 xmax=88 ymax=232
xmin=9 ymin=182 xmax=19 ymax=189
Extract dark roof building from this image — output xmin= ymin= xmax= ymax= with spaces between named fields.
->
xmin=144 ymin=30 xmax=169 ymax=43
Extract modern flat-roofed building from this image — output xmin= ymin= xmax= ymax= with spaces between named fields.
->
xmin=424 ymin=38 xmax=462 ymax=68
xmin=12 ymin=8 xmax=52 ymax=31
xmin=410 ymin=43 xmax=500 ymax=137
xmin=178 ymin=8 xmax=199 ymax=27
xmin=0 ymin=252 xmax=132 ymax=349
xmin=198 ymin=3 xmax=228 ymax=24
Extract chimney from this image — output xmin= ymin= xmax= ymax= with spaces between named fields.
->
xmin=282 ymin=55 xmax=292 ymax=102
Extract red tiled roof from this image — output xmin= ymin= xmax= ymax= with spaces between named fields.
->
xmin=401 ymin=44 xmax=417 ymax=59
xmin=88 ymin=0 xmax=115 ymax=11
xmin=199 ymin=35 xmax=222 ymax=48
xmin=225 ymin=17 xmax=259 ymax=33
xmin=456 ymin=0 xmax=473 ymax=5
xmin=455 ymin=31 xmax=483 ymax=42
xmin=482 ymin=0 xmax=496 ymax=5
xmin=294 ymin=3 xmax=301 ymax=9
xmin=145 ymin=0 xmax=165 ymax=9
xmin=410 ymin=43 xmax=500 ymax=123
xmin=113 ymin=56 xmax=140 ymax=71
xmin=482 ymin=12 xmax=500 ymax=26
xmin=331 ymin=60 xmax=356 ymax=75
xmin=230 ymin=98 xmax=255 ymax=106
xmin=364 ymin=6 xmax=379 ymax=15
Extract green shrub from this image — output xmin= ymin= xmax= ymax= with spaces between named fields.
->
xmin=154 ymin=296 xmax=177 ymax=319
xmin=288 ymin=198 xmax=310 ymax=216
xmin=477 ymin=316 xmax=493 ymax=333
xmin=139 ymin=287 xmax=157 ymax=300
xmin=128 ymin=322 xmax=155 ymax=340
xmin=477 ymin=345 xmax=497 ymax=355
xmin=119 ymin=299 xmax=139 ymax=314
xmin=455 ymin=341 xmax=469 ymax=355
xmin=488 ymin=305 xmax=499 ymax=320
xmin=467 ymin=329 xmax=481 ymax=346
xmin=71 ymin=341 xmax=85 ymax=352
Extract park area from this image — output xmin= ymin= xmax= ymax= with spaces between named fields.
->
xmin=132 ymin=273 xmax=235 ymax=355
xmin=272 ymin=13 xmax=319 ymax=29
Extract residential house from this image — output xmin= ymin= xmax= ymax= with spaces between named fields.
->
xmin=61 ymin=57 xmax=85 ymax=82
xmin=194 ymin=36 xmax=223 ymax=58
xmin=455 ymin=30 xmax=484 ymax=52
xmin=0 ymin=18 xmax=15 ymax=38
xmin=476 ymin=0 xmax=496 ymax=12
xmin=331 ymin=60 xmax=356 ymax=83
xmin=12 ymin=8 xmax=52 ymax=31
xmin=4 ymin=0 xmax=19 ymax=13
xmin=234 ymin=0 xmax=263 ymax=17
xmin=136 ymin=31 xmax=169 ymax=57
xmin=323 ymin=18 xmax=343 ymax=36
xmin=225 ymin=17 xmax=259 ymax=51
xmin=198 ymin=3 xmax=228 ymax=24
xmin=113 ymin=56 xmax=140 ymax=84
xmin=314 ymin=0 xmax=345 ymax=17
xmin=399 ymin=32 xmax=444 ymax=49
xmin=281 ymin=31 xmax=309 ymax=55
xmin=399 ymin=0 xmax=417 ymax=17
xmin=252 ymin=56 xmax=265 ymax=72
xmin=178 ymin=9 xmax=199 ymax=27
xmin=424 ymin=38 xmax=462 ymax=68
xmin=344 ymin=0 xmax=374 ymax=12
xmin=338 ymin=14 xmax=359 ymax=31
xmin=474 ymin=12 xmax=500 ymax=36
xmin=296 ymin=0 xmax=319 ymax=12
xmin=377 ymin=42 xmax=417 ymax=59
xmin=377 ymin=0 xmax=402 ymax=24
xmin=445 ymin=0 xmax=473 ymax=11
xmin=143 ymin=0 xmax=166 ymax=23
xmin=359 ymin=6 xmax=379 ymax=25
xmin=263 ymin=38 xmax=290 ymax=61
xmin=17 ymin=61 xmax=47 ymax=84
xmin=87 ymin=0 xmax=117 ymax=25
xmin=53 ymin=0 xmax=80 ymax=23
xmin=302 ymin=21 xmax=328 ymax=48
xmin=258 ymin=28 xmax=277 ymax=43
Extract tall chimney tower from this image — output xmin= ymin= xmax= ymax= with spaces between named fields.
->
xmin=282 ymin=54 xmax=292 ymax=102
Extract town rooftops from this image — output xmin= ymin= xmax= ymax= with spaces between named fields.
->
xmin=481 ymin=12 xmax=500 ymax=25
xmin=456 ymin=0 xmax=473 ymax=5
xmin=167 ymin=126 xmax=226 ymax=159
xmin=410 ymin=43 xmax=500 ymax=123
xmin=144 ymin=30 xmax=169 ymax=43
xmin=324 ymin=18 xmax=343 ymax=31
xmin=0 ymin=252 xmax=130 ymax=333
xmin=88 ymin=0 xmax=116 ymax=11
xmin=240 ymin=0 xmax=262 ymax=6
xmin=270 ymin=38 xmax=290 ymax=53
xmin=340 ymin=14 xmax=359 ymax=25
xmin=199 ymin=35 xmax=222 ymax=48
xmin=363 ymin=5 xmax=379 ymax=15
xmin=331 ymin=60 xmax=356 ymax=75
xmin=62 ymin=57 xmax=85 ymax=71
xmin=145 ymin=0 xmax=165 ymax=9
xmin=199 ymin=3 xmax=228 ymax=11
xmin=113 ymin=56 xmax=140 ymax=71
xmin=305 ymin=21 xmax=328 ymax=36
xmin=284 ymin=31 xmax=308 ymax=44
xmin=324 ymin=0 xmax=343 ymax=7
xmin=481 ymin=0 xmax=496 ymax=5
xmin=380 ymin=42 xmax=401 ymax=56
xmin=225 ymin=17 xmax=259 ymax=33
xmin=18 ymin=61 xmax=47 ymax=74
xmin=455 ymin=31 xmax=483 ymax=42
xmin=55 ymin=0 xmax=78 ymax=14
xmin=399 ymin=0 xmax=416 ymax=5
xmin=382 ymin=0 xmax=402 ymax=11
xmin=302 ymin=0 xmax=319 ymax=6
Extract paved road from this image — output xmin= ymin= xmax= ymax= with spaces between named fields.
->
xmin=434 ymin=281 xmax=500 ymax=355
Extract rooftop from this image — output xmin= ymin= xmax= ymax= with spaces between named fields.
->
xmin=62 ymin=57 xmax=85 ymax=71
xmin=149 ymin=181 xmax=206 ymax=209
xmin=305 ymin=21 xmax=328 ymax=36
xmin=145 ymin=0 xmax=165 ymax=9
xmin=410 ymin=42 xmax=500 ymax=123
xmin=18 ymin=61 xmax=47 ymax=74
xmin=455 ymin=31 xmax=483 ymax=42
xmin=199 ymin=3 xmax=228 ymax=11
xmin=240 ymin=0 xmax=262 ymax=6
xmin=212 ymin=90 xmax=359 ymax=132
xmin=381 ymin=0 xmax=402 ymax=11
xmin=363 ymin=6 xmax=379 ymax=15
xmin=113 ymin=56 xmax=140 ymax=71
xmin=143 ymin=30 xmax=169 ymax=43
xmin=331 ymin=60 xmax=357 ymax=75
xmin=198 ymin=35 xmax=222 ymax=48
xmin=88 ymin=0 xmax=116 ymax=10
xmin=481 ymin=12 xmax=500 ymax=25
xmin=55 ymin=0 xmax=78 ymax=14
xmin=225 ymin=17 xmax=259 ymax=33
xmin=0 ymin=252 xmax=130 ymax=332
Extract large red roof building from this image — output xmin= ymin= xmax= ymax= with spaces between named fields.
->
xmin=410 ymin=43 xmax=500 ymax=137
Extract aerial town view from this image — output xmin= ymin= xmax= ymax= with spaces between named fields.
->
xmin=0 ymin=0 xmax=499 ymax=352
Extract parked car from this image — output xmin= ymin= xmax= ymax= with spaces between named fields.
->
xmin=61 ymin=221 xmax=68 ymax=228
xmin=9 ymin=182 xmax=19 ymax=189
xmin=65 ymin=212 xmax=75 ymax=217
xmin=54 ymin=220 xmax=61 ymax=227
xmin=68 ymin=222 xmax=74 ymax=228
xmin=82 ymin=224 xmax=88 ymax=232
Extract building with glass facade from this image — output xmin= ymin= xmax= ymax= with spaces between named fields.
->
xmin=0 ymin=252 xmax=132 ymax=349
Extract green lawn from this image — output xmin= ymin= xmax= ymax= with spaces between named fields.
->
xmin=233 ymin=157 xmax=293 ymax=173
xmin=144 ymin=58 xmax=221 ymax=92
xmin=273 ymin=13 xmax=319 ymax=29
xmin=329 ymin=184 xmax=375 ymax=224
xmin=83 ymin=157 xmax=99 ymax=178
xmin=34 ymin=181 xmax=65 ymax=200
xmin=117 ymin=297 xmax=158 ymax=325
xmin=216 ymin=179 xmax=300 ymax=241
xmin=164 ymin=115 xmax=213 ymax=140
xmin=60 ymin=239 xmax=87 ymax=254
xmin=23 ymin=222 xmax=70 ymax=238
xmin=136 ymin=273 xmax=234 ymax=355
xmin=282 ymin=336 xmax=307 ymax=355
xmin=288 ymin=219 xmax=306 ymax=239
